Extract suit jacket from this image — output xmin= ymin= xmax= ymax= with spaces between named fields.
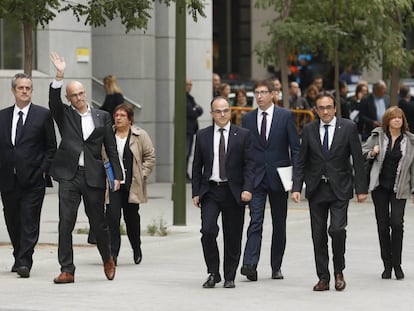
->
xmin=0 ymin=104 xmax=57 ymax=191
xmin=192 ymin=124 xmax=255 ymax=206
xmin=292 ymin=118 xmax=368 ymax=200
xmin=48 ymin=85 xmax=122 ymax=189
xmin=398 ymin=99 xmax=414 ymax=134
xmin=241 ymin=107 xmax=300 ymax=191
xmin=358 ymin=93 xmax=390 ymax=140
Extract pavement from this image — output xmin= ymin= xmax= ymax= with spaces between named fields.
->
xmin=1 ymin=183 xmax=414 ymax=310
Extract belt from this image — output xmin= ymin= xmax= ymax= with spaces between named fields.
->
xmin=321 ymin=176 xmax=329 ymax=183
xmin=209 ymin=180 xmax=229 ymax=186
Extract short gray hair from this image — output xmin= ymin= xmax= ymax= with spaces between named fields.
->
xmin=11 ymin=73 xmax=32 ymax=89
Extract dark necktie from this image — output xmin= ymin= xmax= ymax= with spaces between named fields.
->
xmin=15 ymin=111 xmax=24 ymax=145
xmin=322 ymin=124 xmax=330 ymax=157
xmin=261 ymin=111 xmax=267 ymax=142
xmin=219 ymin=128 xmax=226 ymax=180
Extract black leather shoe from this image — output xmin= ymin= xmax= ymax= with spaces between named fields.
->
xmin=241 ymin=265 xmax=257 ymax=281
xmin=16 ymin=266 xmax=30 ymax=278
xmin=381 ymin=267 xmax=392 ymax=279
xmin=394 ymin=265 xmax=405 ymax=280
xmin=202 ymin=273 xmax=221 ymax=288
xmin=223 ymin=280 xmax=235 ymax=288
xmin=272 ymin=269 xmax=284 ymax=279
xmin=11 ymin=263 xmax=17 ymax=273
xmin=313 ymin=279 xmax=329 ymax=291
xmin=134 ymin=248 xmax=142 ymax=265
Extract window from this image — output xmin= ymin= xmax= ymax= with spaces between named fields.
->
xmin=0 ymin=18 xmax=36 ymax=69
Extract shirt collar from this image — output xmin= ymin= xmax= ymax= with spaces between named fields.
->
xmin=320 ymin=116 xmax=337 ymax=129
xmin=13 ymin=103 xmax=31 ymax=115
xmin=71 ymin=104 xmax=91 ymax=116
xmin=214 ymin=122 xmax=231 ymax=132
xmin=259 ymin=104 xmax=274 ymax=116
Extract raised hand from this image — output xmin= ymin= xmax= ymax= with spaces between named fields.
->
xmin=50 ymin=52 xmax=66 ymax=75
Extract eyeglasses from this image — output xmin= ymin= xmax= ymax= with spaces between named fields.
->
xmin=254 ymin=90 xmax=270 ymax=96
xmin=67 ymin=91 xmax=86 ymax=99
xmin=316 ymin=105 xmax=334 ymax=112
xmin=212 ymin=108 xmax=230 ymax=115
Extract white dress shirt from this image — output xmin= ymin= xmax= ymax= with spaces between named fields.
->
xmin=257 ymin=104 xmax=274 ymax=140
xmin=210 ymin=122 xmax=230 ymax=182
xmin=319 ymin=116 xmax=337 ymax=149
xmin=11 ymin=103 xmax=31 ymax=145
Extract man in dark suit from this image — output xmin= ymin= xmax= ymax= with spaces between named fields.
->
xmin=358 ymin=80 xmax=390 ymax=141
xmin=192 ymin=96 xmax=255 ymax=289
xmin=186 ymin=79 xmax=203 ymax=181
xmin=240 ymin=80 xmax=300 ymax=281
xmin=398 ymin=84 xmax=414 ymax=133
xmin=292 ymin=92 xmax=368 ymax=291
xmin=0 ymin=73 xmax=57 ymax=278
xmin=49 ymin=52 xmax=123 ymax=284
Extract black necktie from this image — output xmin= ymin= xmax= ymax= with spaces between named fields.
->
xmin=15 ymin=111 xmax=24 ymax=145
xmin=219 ymin=128 xmax=226 ymax=180
xmin=323 ymin=124 xmax=330 ymax=157
xmin=261 ymin=111 xmax=267 ymax=142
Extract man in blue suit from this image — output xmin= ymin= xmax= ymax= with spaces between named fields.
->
xmin=241 ymin=80 xmax=300 ymax=281
xmin=0 ymin=73 xmax=57 ymax=278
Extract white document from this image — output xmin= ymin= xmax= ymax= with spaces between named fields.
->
xmin=276 ymin=166 xmax=292 ymax=192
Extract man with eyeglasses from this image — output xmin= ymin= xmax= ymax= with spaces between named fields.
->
xmin=291 ymin=92 xmax=368 ymax=292
xmin=240 ymin=80 xmax=300 ymax=282
xmin=48 ymin=52 xmax=123 ymax=284
xmin=192 ymin=96 xmax=255 ymax=288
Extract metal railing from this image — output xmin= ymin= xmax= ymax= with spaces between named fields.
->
xmin=230 ymin=106 xmax=315 ymax=133
xmin=91 ymin=76 xmax=142 ymax=110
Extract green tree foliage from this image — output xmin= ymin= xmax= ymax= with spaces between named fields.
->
xmin=0 ymin=0 xmax=206 ymax=74
xmin=254 ymin=0 xmax=414 ymax=111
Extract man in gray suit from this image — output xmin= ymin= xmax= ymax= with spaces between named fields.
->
xmin=292 ymin=92 xmax=368 ymax=292
xmin=49 ymin=52 xmax=123 ymax=284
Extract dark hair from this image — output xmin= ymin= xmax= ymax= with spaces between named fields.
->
xmin=399 ymin=85 xmax=410 ymax=99
xmin=12 ymin=73 xmax=32 ymax=89
xmin=254 ymin=79 xmax=275 ymax=92
xmin=315 ymin=91 xmax=337 ymax=107
xmin=113 ymin=103 xmax=134 ymax=124
xmin=382 ymin=106 xmax=409 ymax=133
xmin=234 ymin=88 xmax=247 ymax=97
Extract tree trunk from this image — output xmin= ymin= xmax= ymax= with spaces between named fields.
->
xmin=277 ymin=40 xmax=289 ymax=108
xmin=23 ymin=21 xmax=33 ymax=76
xmin=389 ymin=66 xmax=400 ymax=107
xmin=333 ymin=49 xmax=341 ymax=117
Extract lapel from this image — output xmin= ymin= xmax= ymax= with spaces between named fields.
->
xmin=206 ymin=126 xmax=215 ymax=167
xmin=329 ymin=118 xmax=344 ymax=153
xmin=68 ymin=107 xmax=84 ymax=138
xmin=4 ymin=107 xmax=13 ymax=145
xmin=267 ymin=108 xmax=280 ymax=145
xmin=313 ymin=121 xmax=325 ymax=157
xmin=226 ymin=125 xmax=237 ymax=159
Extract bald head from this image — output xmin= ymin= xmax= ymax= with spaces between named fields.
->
xmin=65 ymin=81 xmax=88 ymax=113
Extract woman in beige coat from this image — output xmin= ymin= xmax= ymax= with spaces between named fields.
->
xmin=106 ymin=103 xmax=155 ymax=265
xmin=362 ymin=107 xmax=414 ymax=280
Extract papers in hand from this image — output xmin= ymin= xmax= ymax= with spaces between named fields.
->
xmin=104 ymin=161 xmax=115 ymax=191
xmin=276 ymin=166 xmax=292 ymax=192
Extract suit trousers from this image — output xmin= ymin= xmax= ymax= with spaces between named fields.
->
xmin=200 ymin=184 xmax=244 ymax=281
xmin=57 ymin=168 xmax=111 ymax=274
xmin=371 ymin=185 xmax=406 ymax=268
xmin=1 ymin=182 xmax=45 ymax=269
xmin=308 ymin=182 xmax=348 ymax=281
xmin=106 ymin=184 xmax=141 ymax=258
xmin=243 ymin=177 xmax=288 ymax=271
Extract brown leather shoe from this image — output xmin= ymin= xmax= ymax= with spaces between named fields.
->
xmin=54 ymin=272 xmax=74 ymax=284
xmin=313 ymin=279 xmax=329 ymax=291
xmin=334 ymin=273 xmax=346 ymax=291
xmin=104 ymin=257 xmax=116 ymax=280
